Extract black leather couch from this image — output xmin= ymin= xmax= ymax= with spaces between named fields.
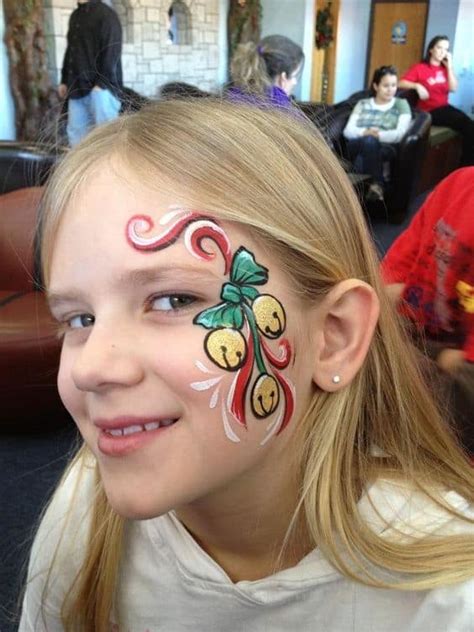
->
xmin=298 ymin=91 xmax=431 ymax=224
xmin=0 ymin=141 xmax=65 ymax=195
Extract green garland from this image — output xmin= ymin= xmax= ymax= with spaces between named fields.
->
xmin=228 ymin=0 xmax=262 ymax=60
xmin=315 ymin=3 xmax=334 ymax=50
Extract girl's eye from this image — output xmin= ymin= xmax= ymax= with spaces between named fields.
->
xmin=68 ymin=314 xmax=95 ymax=329
xmin=150 ymin=294 xmax=196 ymax=312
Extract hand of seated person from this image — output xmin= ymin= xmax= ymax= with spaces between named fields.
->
xmin=415 ymin=84 xmax=429 ymax=100
xmin=441 ymin=51 xmax=453 ymax=69
xmin=437 ymin=348 xmax=465 ymax=374
xmin=385 ymin=283 xmax=405 ymax=304
xmin=363 ymin=128 xmax=379 ymax=138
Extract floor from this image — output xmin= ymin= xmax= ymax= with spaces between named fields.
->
xmin=0 ymin=424 xmax=79 ymax=631
xmin=0 ymin=193 xmax=426 ymax=632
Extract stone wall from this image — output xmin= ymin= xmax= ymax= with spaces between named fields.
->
xmin=43 ymin=0 xmax=222 ymax=97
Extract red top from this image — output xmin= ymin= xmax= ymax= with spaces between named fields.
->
xmin=402 ymin=62 xmax=449 ymax=112
xmin=381 ymin=168 xmax=474 ymax=362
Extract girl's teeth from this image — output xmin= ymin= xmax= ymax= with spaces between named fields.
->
xmin=144 ymin=421 xmax=160 ymax=431
xmin=160 ymin=419 xmax=174 ymax=427
xmin=106 ymin=419 xmax=176 ymax=437
xmin=123 ymin=424 xmax=144 ymax=436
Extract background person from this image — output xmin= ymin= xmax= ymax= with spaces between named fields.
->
xmin=343 ymin=65 xmax=412 ymax=202
xmin=20 ymin=101 xmax=473 ymax=631
xmin=227 ymin=34 xmax=304 ymax=110
xmin=399 ymin=35 xmax=474 ymax=166
xmin=382 ymin=167 xmax=474 ymax=455
xmin=58 ymin=0 xmax=123 ymax=146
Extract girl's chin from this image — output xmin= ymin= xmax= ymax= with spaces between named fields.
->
xmin=103 ymin=486 xmax=173 ymax=520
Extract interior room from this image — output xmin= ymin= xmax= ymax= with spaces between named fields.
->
xmin=1 ymin=2 xmax=473 ymax=631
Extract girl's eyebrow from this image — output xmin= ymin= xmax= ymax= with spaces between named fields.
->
xmin=47 ymin=265 xmax=223 ymax=311
xmin=121 ymin=264 xmax=222 ymax=286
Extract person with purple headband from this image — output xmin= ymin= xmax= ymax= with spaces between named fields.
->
xmin=226 ymin=35 xmax=304 ymax=111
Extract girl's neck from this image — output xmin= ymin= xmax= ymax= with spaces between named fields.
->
xmin=430 ymin=58 xmax=441 ymax=67
xmin=373 ymin=96 xmax=393 ymax=106
xmin=175 ymin=453 xmax=313 ymax=582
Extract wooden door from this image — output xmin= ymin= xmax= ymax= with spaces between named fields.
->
xmin=311 ymin=0 xmax=340 ymax=103
xmin=366 ymin=0 xmax=428 ymax=85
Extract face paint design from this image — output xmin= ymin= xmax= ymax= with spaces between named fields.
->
xmin=126 ymin=209 xmax=295 ymax=445
xmin=126 ymin=207 xmax=232 ymax=273
xmin=193 ymin=246 xmax=295 ymax=444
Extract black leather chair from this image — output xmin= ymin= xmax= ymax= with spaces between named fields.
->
xmin=298 ymin=92 xmax=431 ymax=223
xmin=0 ymin=141 xmax=65 ymax=195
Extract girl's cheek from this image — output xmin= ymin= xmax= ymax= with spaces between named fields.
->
xmin=57 ymin=359 xmax=81 ymax=418
xmin=149 ymin=332 xmax=214 ymax=398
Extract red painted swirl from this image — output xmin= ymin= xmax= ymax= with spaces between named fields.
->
xmin=261 ymin=338 xmax=291 ymax=369
xmin=273 ymin=371 xmax=295 ymax=435
xmin=126 ymin=213 xmax=196 ymax=251
xmin=126 ymin=211 xmax=232 ymax=273
xmin=230 ymin=329 xmax=254 ymax=427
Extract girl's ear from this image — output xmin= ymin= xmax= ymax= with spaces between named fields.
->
xmin=372 ymin=82 xmax=378 ymax=93
xmin=275 ymin=72 xmax=287 ymax=88
xmin=311 ymin=280 xmax=380 ymax=392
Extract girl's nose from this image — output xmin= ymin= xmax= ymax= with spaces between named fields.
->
xmin=71 ymin=324 xmax=144 ymax=393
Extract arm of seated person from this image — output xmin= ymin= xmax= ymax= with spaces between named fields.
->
xmin=342 ymin=101 xmax=365 ymax=139
xmin=385 ymin=283 xmax=405 ymax=304
xmin=439 ymin=331 xmax=474 ymax=374
xmin=398 ymin=79 xmax=429 ymax=101
xmin=437 ymin=348 xmax=465 ymax=374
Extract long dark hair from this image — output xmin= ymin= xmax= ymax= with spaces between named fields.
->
xmin=369 ymin=65 xmax=397 ymax=96
xmin=423 ymin=35 xmax=449 ymax=64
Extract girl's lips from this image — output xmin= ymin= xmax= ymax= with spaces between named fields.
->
xmin=94 ymin=415 xmax=178 ymax=430
xmin=96 ymin=418 xmax=179 ymax=457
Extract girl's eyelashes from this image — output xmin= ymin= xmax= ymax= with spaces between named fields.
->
xmin=54 ymin=293 xmax=200 ymax=337
xmin=53 ymin=312 xmax=95 ymax=339
xmin=68 ymin=313 xmax=95 ymax=329
xmin=148 ymin=293 xmax=198 ymax=313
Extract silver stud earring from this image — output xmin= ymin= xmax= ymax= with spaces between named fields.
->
xmin=332 ymin=375 xmax=341 ymax=384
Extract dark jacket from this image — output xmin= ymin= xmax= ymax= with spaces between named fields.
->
xmin=61 ymin=0 xmax=123 ymax=98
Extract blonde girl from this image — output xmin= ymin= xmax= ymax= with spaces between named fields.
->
xmin=20 ymin=99 xmax=473 ymax=632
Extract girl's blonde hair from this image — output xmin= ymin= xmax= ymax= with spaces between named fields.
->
xmin=230 ymin=35 xmax=304 ymax=95
xmin=38 ymin=99 xmax=473 ymax=631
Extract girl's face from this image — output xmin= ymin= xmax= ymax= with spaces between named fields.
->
xmin=373 ymin=73 xmax=397 ymax=103
xmin=429 ymin=39 xmax=449 ymax=64
xmin=48 ymin=165 xmax=316 ymax=519
xmin=278 ymin=62 xmax=303 ymax=96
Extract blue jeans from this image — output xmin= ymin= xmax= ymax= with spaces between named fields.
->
xmin=67 ymin=88 xmax=121 ymax=146
xmin=347 ymin=136 xmax=396 ymax=187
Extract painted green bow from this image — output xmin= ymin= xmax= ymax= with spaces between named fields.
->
xmin=194 ymin=245 xmax=288 ymax=422
xmin=194 ymin=246 xmax=268 ymax=330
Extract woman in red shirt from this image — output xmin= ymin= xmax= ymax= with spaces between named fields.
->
xmin=399 ymin=35 xmax=474 ymax=166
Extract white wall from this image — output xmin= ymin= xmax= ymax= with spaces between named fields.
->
xmin=218 ymin=0 xmax=229 ymax=85
xmin=260 ymin=0 xmax=313 ymax=100
xmin=333 ymin=0 xmax=371 ymax=103
xmin=0 ymin=0 xmax=15 ymax=139
xmin=450 ymin=0 xmax=474 ymax=115
xmin=425 ymin=0 xmax=459 ymax=49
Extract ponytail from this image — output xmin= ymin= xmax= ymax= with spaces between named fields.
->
xmin=230 ymin=35 xmax=304 ymax=95
xmin=230 ymin=41 xmax=271 ymax=95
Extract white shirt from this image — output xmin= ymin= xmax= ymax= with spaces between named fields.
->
xmin=343 ymin=97 xmax=412 ymax=144
xmin=20 ymin=459 xmax=474 ymax=631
